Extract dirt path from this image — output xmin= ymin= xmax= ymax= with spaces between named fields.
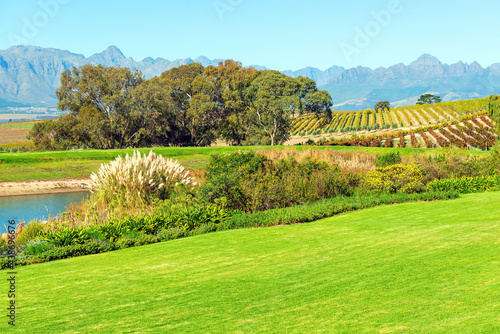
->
xmin=0 ymin=179 xmax=92 ymax=197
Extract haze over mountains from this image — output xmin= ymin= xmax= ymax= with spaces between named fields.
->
xmin=0 ymin=45 xmax=499 ymax=110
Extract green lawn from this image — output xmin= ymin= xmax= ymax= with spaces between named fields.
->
xmin=4 ymin=192 xmax=499 ymax=333
xmin=0 ymin=145 xmax=487 ymax=182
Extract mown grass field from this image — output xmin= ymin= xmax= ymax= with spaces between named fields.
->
xmin=0 ymin=145 xmax=488 ymax=182
xmin=3 ymin=192 xmax=499 ymax=333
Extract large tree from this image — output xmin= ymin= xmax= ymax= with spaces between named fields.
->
xmin=128 ymin=76 xmax=177 ymax=147
xmin=416 ymin=94 xmax=442 ymax=105
xmin=246 ymin=71 xmax=332 ymax=145
xmin=201 ymin=60 xmax=261 ymax=145
xmin=55 ymin=64 xmax=145 ymax=149
xmin=374 ymin=101 xmax=391 ymax=111
xmin=160 ymin=62 xmax=222 ymax=146
xmin=29 ymin=62 xmax=332 ymax=150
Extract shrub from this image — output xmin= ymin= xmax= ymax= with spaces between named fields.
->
xmin=414 ymin=152 xmax=493 ymax=184
xmin=90 ymin=150 xmax=195 ymax=206
xmin=32 ymin=239 xmax=118 ymax=263
xmin=363 ymin=164 xmax=424 ymax=193
xmin=201 ymin=152 xmax=267 ymax=211
xmin=43 ymin=227 xmax=90 ymax=246
xmin=427 ymin=175 xmax=500 ymax=194
xmin=115 ymin=233 xmax=159 ymax=249
xmin=156 ymin=227 xmax=189 ymax=241
xmin=22 ymin=239 xmax=54 ymax=256
xmin=239 ymin=159 xmax=357 ymax=212
xmin=89 ymin=220 xmax=133 ymax=242
xmin=375 ymin=152 xmax=402 ymax=167
xmin=202 ymin=152 xmax=358 ymax=212
xmin=15 ymin=222 xmax=46 ymax=246
xmin=0 ymin=257 xmax=31 ymax=270
xmin=225 ymin=191 xmax=459 ymax=229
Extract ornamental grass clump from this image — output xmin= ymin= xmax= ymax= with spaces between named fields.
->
xmin=90 ymin=150 xmax=195 ymax=207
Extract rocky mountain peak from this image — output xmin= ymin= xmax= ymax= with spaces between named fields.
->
xmin=89 ymin=45 xmax=126 ymax=65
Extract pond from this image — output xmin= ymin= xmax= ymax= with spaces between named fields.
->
xmin=0 ymin=192 xmax=90 ymax=234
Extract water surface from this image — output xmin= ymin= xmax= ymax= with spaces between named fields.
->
xmin=0 ymin=192 xmax=89 ymax=234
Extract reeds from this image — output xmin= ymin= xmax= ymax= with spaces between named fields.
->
xmin=258 ymin=148 xmax=377 ymax=173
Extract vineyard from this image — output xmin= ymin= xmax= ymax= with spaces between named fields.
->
xmin=320 ymin=112 xmax=496 ymax=151
xmin=292 ymin=97 xmax=490 ymax=135
xmin=0 ymin=121 xmax=37 ymax=145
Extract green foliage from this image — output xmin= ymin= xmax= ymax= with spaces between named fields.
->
xmin=22 ymin=239 xmax=54 ymax=256
xmin=0 ymin=257 xmax=31 ymax=270
xmin=374 ymin=101 xmax=390 ymax=111
xmin=375 ymin=152 xmax=402 ymax=167
xmin=417 ymin=94 xmax=442 ymax=105
xmin=15 ymin=222 xmax=46 ymax=245
xmin=488 ymin=94 xmax=500 ymax=136
xmin=201 ymin=151 xmax=358 ymax=212
xmin=28 ymin=62 xmax=332 ymax=149
xmin=158 ymin=200 xmax=231 ymax=230
xmin=43 ymin=227 xmax=90 ymax=246
xmin=239 ymin=161 xmax=358 ymax=212
xmin=115 ymin=233 xmax=160 ymax=249
xmin=364 ymin=164 xmax=425 ymax=193
xmin=32 ymin=239 xmax=119 ymax=263
xmin=418 ymin=152 xmax=498 ymax=184
xmin=201 ymin=151 xmax=267 ymax=210
xmin=226 ymin=191 xmax=459 ymax=229
xmin=427 ymin=175 xmax=500 ymax=194
xmin=28 ymin=193 xmax=231 ymax=254
xmin=247 ymin=71 xmax=331 ymax=145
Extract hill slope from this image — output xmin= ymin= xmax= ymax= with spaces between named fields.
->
xmin=7 ymin=192 xmax=500 ymax=333
xmin=292 ymin=97 xmax=498 ymax=150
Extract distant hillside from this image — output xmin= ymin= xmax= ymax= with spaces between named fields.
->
xmin=0 ymin=46 xmax=499 ymax=109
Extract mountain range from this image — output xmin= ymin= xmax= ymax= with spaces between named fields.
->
xmin=0 ymin=45 xmax=499 ymax=110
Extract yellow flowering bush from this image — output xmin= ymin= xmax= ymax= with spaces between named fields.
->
xmin=363 ymin=164 xmax=424 ymax=193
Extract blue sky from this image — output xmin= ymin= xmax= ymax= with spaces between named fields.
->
xmin=0 ymin=0 xmax=499 ymax=71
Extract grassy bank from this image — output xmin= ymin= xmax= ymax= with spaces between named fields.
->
xmin=0 ymin=145 xmax=488 ymax=182
xmin=4 ymin=192 xmax=499 ymax=333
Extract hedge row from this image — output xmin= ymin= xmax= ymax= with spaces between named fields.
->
xmin=224 ymin=191 xmax=459 ymax=229
xmin=427 ymin=176 xmax=500 ymax=194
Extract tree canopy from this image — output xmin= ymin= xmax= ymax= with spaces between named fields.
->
xmin=374 ymin=101 xmax=390 ymax=111
xmin=416 ymin=94 xmax=442 ymax=105
xmin=30 ymin=62 xmax=332 ymax=149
